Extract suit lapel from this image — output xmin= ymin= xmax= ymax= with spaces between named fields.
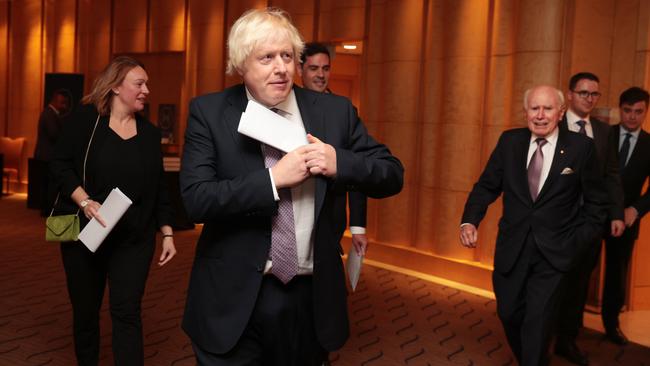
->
xmin=294 ymin=87 xmax=327 ymax=222
xmin=225 ymin=86 xmax=266 ymax=172
xmin=515 ymin=130 xmax=533 ymax=204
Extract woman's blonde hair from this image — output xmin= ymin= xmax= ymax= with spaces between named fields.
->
xmin=81 ymin=56 xmax=144 ymax=115
xmin=226 ymin=8 xmax=304 ymax=75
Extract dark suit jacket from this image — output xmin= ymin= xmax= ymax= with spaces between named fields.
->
xmin=180 ymin=85 xmax=403 ymax=353
xmin=612 ymin=124 xmax=650 ymax=238
xmin=34 ymin=106 xmax=64 ymax=161
xmin=50 ymin=104 xmax=173 ymax=237
xmin=560 ymin=115 xmax=624 ymax=220
xmin=461 ymin=127 xmax=608 ymax=273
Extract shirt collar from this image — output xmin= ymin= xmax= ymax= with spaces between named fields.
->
xmin=620 ymin=125 xmax=641 ymax=139
xmin=566 ymin=109 xmax=590 ymax=126
xmin=530 ymin=125 xmax=559 ymax=147
xmin=244 ymin=87 xmax=297 ymax=117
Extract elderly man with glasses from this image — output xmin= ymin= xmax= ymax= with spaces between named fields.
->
xmin=554 ymin=72 xmax=625 ymax=366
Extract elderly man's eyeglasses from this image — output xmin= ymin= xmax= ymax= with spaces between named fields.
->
xmin=572 ymin=90 xmax=601 ymax=99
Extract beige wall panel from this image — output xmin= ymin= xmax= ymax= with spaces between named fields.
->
xmin=381 ymin=121 xmax=417 ymax=184
xmin=515 ymin=0 xmax=564 ymax=52
xmin=485 ymin=55 xmax=515 ymax=128
xmin=76 ymin=0 xmax=111 ymax=94
xmin=272 ymin=0 xmax=314 ymax=41
xmin=426 ymin=189 xmax=476 ymax=260
xmin=491 ymin=0 xmax=515 ymax=55
xmin=8 ymin=0 xmax=42 ymax=180
xmin=51 ymin=0 xmax=76 ymax=72
xmin=113 ymin=0 xmax=147 ymax=53
xmin=568 ymin=0 xmax=616 ymax=100
xmin=608 ymin=0 xmax=639 ymax=107
xmin=421 ymin=60 xmax=444 ymax=125
xmin=440 ymin=58 xmax=487 ymax=127
xmin=441 ymin=0 xmax=489 ymax=58
xmin=374 ymin=184 xmax=412 ymax=246
xmin=436 ymin=122 xmax=483 ymax=192
xmin=361 ymin=62 xmax=383 ymax=123
xmin=318 ymin=0 xmax=364 ymax=42
xmin=417 ymin=123 xmax=437 ymax=188
xmin=149 ymin=0 xmax=186 ymax=52
xmin=186 ymin=0 xmax=225 ymax=96
xmin=380 ymin=61 xmax=421 ymax=124
xmin=377 ymin=0 xmax=422 ymax=62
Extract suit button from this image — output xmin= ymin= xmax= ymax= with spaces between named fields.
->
xmin=256 ymin=264 xmax=264 ymax=272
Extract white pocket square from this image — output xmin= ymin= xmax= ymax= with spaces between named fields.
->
xmin=561 ymin=167 xmax=574 ymax=175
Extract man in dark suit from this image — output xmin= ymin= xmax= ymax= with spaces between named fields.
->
xmin=554 ymin=72 xmax=625 ymax=365
xmin=34 ymin=89 xmax=70 ymax=161
xmin=602 ymin=86 xmax=650 ymax=345
xmin=299 ymin=42 xmax=369 ymax=257
xmin=34 ymin=89 xmax=70 ymax=214
xmin=180 ymin=8 xmax=403 ymax=365
xmin=460 ymin=85 xmax=608 ymax=366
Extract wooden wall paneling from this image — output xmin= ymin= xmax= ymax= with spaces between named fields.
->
xmin=112 ymin=0 xmax=148 ymax=53
xmin=76 ymin=0 xmax=112 ymax=95
xmin=149 ymin=0 xmax=186 ymax=52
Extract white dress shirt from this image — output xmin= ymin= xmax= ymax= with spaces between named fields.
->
xmin=566 ymin=109 xmax=594 ymax=138
xmin=527 ymin=127 xmax=559 ymax=196
xmin=245 ymin=88 xmax=316 ymax=274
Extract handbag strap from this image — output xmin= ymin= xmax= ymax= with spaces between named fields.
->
xmin=49 ymin=114 xmax=101 ymax=217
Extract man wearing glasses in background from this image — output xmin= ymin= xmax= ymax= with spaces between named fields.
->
xmin=554 ymin=72 xmax=625 ymax=366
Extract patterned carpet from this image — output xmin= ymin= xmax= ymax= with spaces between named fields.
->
xmin=1 ymin=195 xmax=648 ymax=365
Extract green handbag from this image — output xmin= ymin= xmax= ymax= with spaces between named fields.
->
xmin=45 ymin=115 xmax=99 ymax=243
xmin=45 ymin=213 xmax=80 ymax=242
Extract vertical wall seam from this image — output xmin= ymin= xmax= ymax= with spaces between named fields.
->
xmin=409 ymin=0 xmax=430 ymax=247
xmin=109 ymin=0 xmax=114 ymax=58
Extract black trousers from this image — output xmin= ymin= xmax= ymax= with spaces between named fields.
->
xmin=602 ymin=230 xmax=637 ymax=330
xmin=60 ymin=232 xmax=155 ymax=366
xmin=192 ymin=275 xmax=328 ymax=366
xmin=493 ymin=234 xmax=566 ymax=366
xmin=555 ymin=238 xmax=602 ymax=338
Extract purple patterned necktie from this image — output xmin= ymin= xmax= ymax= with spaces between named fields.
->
xmin=263 ymin=110 xmax=298 ymax=284
xmin=527 ymin=138 xmax=547 ymax=201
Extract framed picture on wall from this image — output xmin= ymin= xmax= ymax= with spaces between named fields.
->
xmin=158 ymin=104 xmax=176 ymax=143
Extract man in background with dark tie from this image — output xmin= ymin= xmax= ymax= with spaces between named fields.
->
xmin=554 ymin=72 xmax=625 ymax=365
xmin=299 ymin=42 xmax=369 ymax=257
xmin=601 ymin=87 xmax=650 ymax=345
xmin=460 ymin=85 xmax=608 ymax=366
xmin=180 ymin=8 xmax=403 ymax=365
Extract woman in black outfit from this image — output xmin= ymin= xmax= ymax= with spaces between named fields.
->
xmin=50 ymin=56 xmax=177 ymax=366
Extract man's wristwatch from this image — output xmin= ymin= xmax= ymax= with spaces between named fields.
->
xmin=80 ymin=198 xmax=91 ymax=209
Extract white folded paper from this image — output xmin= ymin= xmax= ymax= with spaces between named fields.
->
xmin=346 ymin=247 xmax=364 ymax=291
xmin=237 ymin=99 xmax=308 ymax=152
xmin=78 ymin=188 xmax=133 ymax=252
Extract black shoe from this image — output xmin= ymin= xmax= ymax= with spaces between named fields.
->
xmin=555 ymin=338 xmax=589 ymax=365
xmin=605 ymin=327 xmax=629 ymax=345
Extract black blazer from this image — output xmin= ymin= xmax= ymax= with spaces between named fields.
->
xmin=180 ymin=84 xmax=403 ymax=353
xmin=50 ymin=104 xmax=173 ymax=237
xmin=612 ymin=124 xmax=650 ymax=238
xmin=560 ymin=115 xmax=624 ymax=220
xmin=461 ymin=127 xmax=608 ymax=273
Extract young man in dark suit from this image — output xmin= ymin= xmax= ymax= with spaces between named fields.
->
xmin=554 ymin=72 xmax=625 ymax=365
xmin=602 ymin=87 xmax=650 ymax=345
xmin=180 ymin=8 xmax=403 ymax=365
xmin=460 ymin=85 xmax=608 ymax=366
xmin=299 ymin=42 xmax=369 ymax=257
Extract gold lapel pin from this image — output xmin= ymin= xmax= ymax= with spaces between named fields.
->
xmin=560 ymin=150 xmax=565 ymax=154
